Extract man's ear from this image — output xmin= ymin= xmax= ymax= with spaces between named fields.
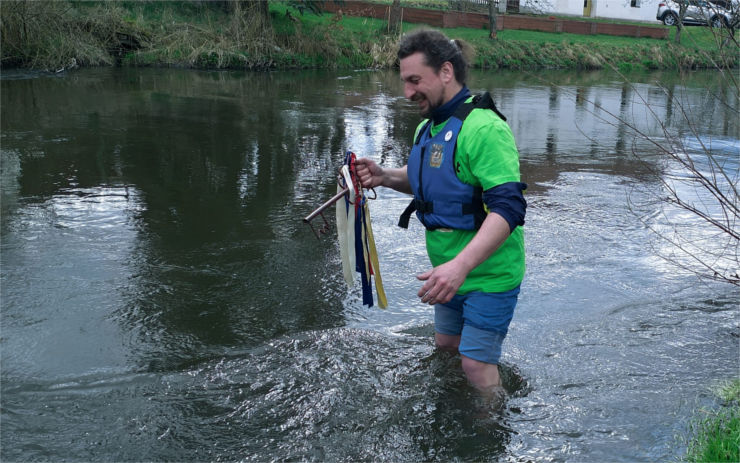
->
xmin=440 ymin=61 xmax=455 ymax=84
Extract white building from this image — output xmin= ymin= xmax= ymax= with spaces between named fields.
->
xmin=520 ymin=0 xmax=661 ymax=23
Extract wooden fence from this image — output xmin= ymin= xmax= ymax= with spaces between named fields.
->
xmin=322 ymin=1 xmax=669 ymax=39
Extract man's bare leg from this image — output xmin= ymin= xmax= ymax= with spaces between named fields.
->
xmin=461 ymin=355 xmax=500 ymax=389
xmin=436 ymin=334 xmax=506 ymax=406
xmin=462 ymin=355 xmax=507 ymax=409
xmin=435 ymin=332 xmax=460 ymax=352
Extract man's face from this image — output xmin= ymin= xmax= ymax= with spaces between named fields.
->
xmin=399 ymin=52 xmax=448 ymax=119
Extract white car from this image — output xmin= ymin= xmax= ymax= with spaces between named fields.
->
xmin=656 ymin=0 xmax=733 ymax=27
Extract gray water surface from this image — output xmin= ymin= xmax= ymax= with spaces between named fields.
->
xmin=1 ymin=67 xmax=738 ymax=462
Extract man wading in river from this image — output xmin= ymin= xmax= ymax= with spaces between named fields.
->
xmin=356 ymin=29 xmax=526 ymax=396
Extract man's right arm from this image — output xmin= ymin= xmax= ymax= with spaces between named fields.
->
xmin=355 ymin=158 xmax=412 ymax=195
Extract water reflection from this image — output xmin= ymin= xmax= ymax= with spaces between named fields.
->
xmin=1 ymin=67 xmax=738 ymax=462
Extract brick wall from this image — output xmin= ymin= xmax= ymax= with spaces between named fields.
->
xmin=562 ymin=21 xmax=594 ymax=35
xmin=442 ymin=10 xmax=490 ymax=29
xmin=499 ymin=15 xmax=557 ymax=32
xmin=321 ymin=1 xmax=669 ymax=39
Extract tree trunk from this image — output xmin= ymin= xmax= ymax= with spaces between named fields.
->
xmin=230 ymin=0 xmax=272 ymax=44
xmin=389 ymin=0 xmax=402 ymax=36
xmin=231 ymin=1 xmax=270 ymax=25
xmin=673 ymin=3 xmax=688 ymax=44
xmin=488 ymin=0 xmax=498 ymax=39
xmin=673 ymin=23 xmax=683 ymax=44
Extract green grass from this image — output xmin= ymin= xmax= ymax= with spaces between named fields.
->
xmin=436 ymin=25 xmax=667 ymax=47
xmin=1 ymin=0 xmax=735 ymax=71
xmin=685 ymin=379 xmax=740 ymax=463
xmin=342 ymin=0 xmax=732 ymax=53
xmin=717 ymin=379 xmax=740 ymax=403
xmin=372 ymin=0 xmax=457 ymax=10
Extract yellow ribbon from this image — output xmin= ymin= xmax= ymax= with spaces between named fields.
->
xmin=363 ymin=201 xmax=387 ymax=309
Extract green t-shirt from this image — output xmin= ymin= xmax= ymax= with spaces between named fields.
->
xmin=416 ymin=101 xmax=525 ymax=294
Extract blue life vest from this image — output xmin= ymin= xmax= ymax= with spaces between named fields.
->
xmin=399 ymin=92 xmax=506 ymax=231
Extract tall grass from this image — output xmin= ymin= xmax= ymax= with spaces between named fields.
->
xmin=118 ymin=2 xmax=395 ymax=69
xmin=0 ymin=1 xmax=124 ymax=70
xmin=685 ymin=379 xmax=740 ymax=463
xmin=118 ymin=2 xmax=270 ymax=68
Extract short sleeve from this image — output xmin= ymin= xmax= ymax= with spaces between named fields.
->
xmin=456 ymin=109 xmax=521 ymax=190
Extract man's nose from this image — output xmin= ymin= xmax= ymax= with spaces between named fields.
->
xmin=404 ymin=83 xmax=415 ymax=99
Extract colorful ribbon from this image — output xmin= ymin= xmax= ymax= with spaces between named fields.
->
xmin=336 ymin=151 xmax=387 ymax=309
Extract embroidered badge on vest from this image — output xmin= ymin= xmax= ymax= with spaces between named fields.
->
xmin=429 ymin=143 xmax=444 ymax=168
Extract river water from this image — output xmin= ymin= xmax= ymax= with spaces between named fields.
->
xmin=1 ymin=67 xmax=738 ymax=462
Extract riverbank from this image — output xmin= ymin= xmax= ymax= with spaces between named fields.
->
xmin=685 ymin=379 xmax=740 ymax=463
xmin=0 ymin=1 xmax=736 ymax=72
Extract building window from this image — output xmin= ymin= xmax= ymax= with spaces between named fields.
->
xmin=631 ymin=0 xmax=640 ymax=6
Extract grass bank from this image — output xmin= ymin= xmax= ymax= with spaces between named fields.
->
xmin=684 ymin=379 xmax=740 ymax=463
xmin=0 ymin=1 xmax=736 ymax=72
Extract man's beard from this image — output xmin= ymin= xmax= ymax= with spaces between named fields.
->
xmin=416 ymin=92 xmax=444 ymax=119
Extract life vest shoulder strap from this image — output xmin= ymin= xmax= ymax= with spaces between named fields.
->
xmin=453 ymin=91 xmax=507 ymax=122
xmin=413 ymin=92 xmax=505 ymax=146
xmin=413 ymin=119 xmax=432 ymax=146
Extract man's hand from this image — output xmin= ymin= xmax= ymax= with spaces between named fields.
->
xmin=355 ymin=158 xmax=384 ymax=189
xmin=354 ymin=158 xmax=412 ymax=194
xmin=416 ymin=213 xmax=513 ymax=306
xmin=416 ymin=259 xmax=468 ymax=305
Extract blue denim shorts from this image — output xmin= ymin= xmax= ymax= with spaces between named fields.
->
xmin=434 ymin=286 xmax=520 ymax=364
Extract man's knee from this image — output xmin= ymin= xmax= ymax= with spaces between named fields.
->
xmin=435 ymin=332 xmax=461 ymax=351
xmin=461 ymin=355 xmax=500 ymax=388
